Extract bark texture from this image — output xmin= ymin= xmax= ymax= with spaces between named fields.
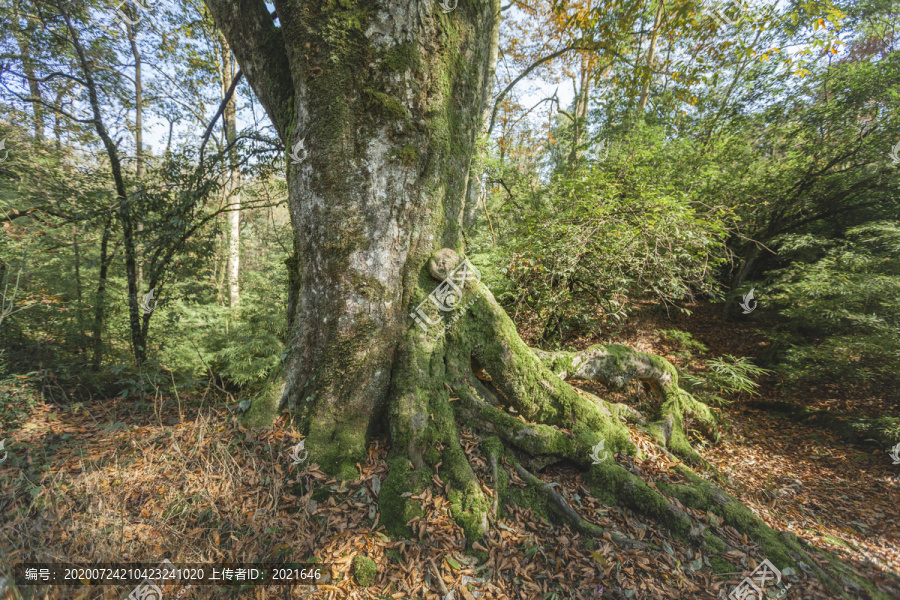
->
xmin=206 ymin=0 xmax=500 ymax=481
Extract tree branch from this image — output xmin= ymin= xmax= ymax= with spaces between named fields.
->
xmin=199 ymin=69 xmax=244 ymax=164
xmin=488 ymin=45 xmax=581 ymax=135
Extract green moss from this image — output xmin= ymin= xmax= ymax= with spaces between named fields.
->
xmin=311 ymin=487 xmax=334 ymax=503
xmin=398 ymin=144 xmax=419 ymax=166
xmin=348 ymin=271 xmax=389 ymax=302
xmin=703 ymin=529 xmax=726 ymax=553
xmin=378 ymin=456 xmax=426 ymax=537
xmin=480 ymin=436 xmax=511 ymax=511
xmin=708 ymin=556 xmax=735 ymax=574
xmin=662 ymin=472 xmax=803 ymax=572
xmin=242 ymin=367 xmax=283 ymax=428
xmin=585 ymin=463 xmax=693 ymax=537
xmin=381 ymin=42 xmax=421 ymax=74
xmin=443 ymin=442 xmax=490 ymax=540
xmin=508 ymin=486 xmax=550 ymax=521
xmin=299 ymin=319 xmax=381 ymax=479
xmin=305 ymin=402 xmax=368 ymax=481
xmin=352 ymin=555 xmax=377 ymax=586
xmin=460 ymin=293 xmax=636 ymax=456
xmin=362 ymin=88 xmax=407 ymax=120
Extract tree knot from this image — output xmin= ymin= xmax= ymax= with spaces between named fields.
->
xmin=428 ymin=248 xmax=461 ymax=280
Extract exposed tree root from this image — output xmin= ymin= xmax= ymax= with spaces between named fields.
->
xmin=534 ymin=345 xmax=721 ymax=464
xmin=267 ymin=249 xmax=895 ymax=599
xmin=510 ymin=458 xmax=649 ymax=550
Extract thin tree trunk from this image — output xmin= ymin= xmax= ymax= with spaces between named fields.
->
xmin=463 ymin=1 xmax=501 ymax=230
xmin=73 ymin=209 xmax=86 ymax=353
xmin=53 ymin=88 xmax=65 ymax=148
xmin=60 ymin=0 xmax=146 ymax=363
xmin=221 ymin=35 xmax=241 ymax=309
xmin=703 ymin=28 xmax=763 ymax=146
xmin=92 ymin=218 xmax=112 ymax=371
xmin=127 ymin=16 xmax=144 ymax=295
xmin=637 ymin=0 xmax=665 ymax=113
xmin=569 ymin=53 xmax=590 ymax=165
xmin=14 ymin=20 xmax=45 ymax=140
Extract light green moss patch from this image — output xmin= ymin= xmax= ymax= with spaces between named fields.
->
xmin=709 ymin=556 xmax=735 ymax=574
xmin=352 ymin=555 xmax=377 ymax=586
xmin=378 ymin=456 xmax=427 ymax=537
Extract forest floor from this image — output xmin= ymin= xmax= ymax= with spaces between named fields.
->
xmin=0 ymin=302 xmax=898 ymax=600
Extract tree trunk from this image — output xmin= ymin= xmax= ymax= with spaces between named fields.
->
xmin=206 ymin=0 xmax=501 ymax=532
xmin=127 ymin=17 xmax=145 ymax=295
xmin=221 ymin=35 xmax=241 ymax=309
xmin=61 ymin=0 xmax=146 ymax=363
xmin=463 ymin=7 xmax=500 ymax=231
xmin=568 ymin=53 xmax=590 ymax=166
xmin=92 ymin=217 xmax=113 ymax=371
xmin=14 ymin=19 xmax=45 ymax=140
xmin=72 ymin=205 xmax=86 ymax=354
xmin=202 ymin=3 xmax=895 ymax=595
xmin=637 ymin=0 xmax=665 ymax=114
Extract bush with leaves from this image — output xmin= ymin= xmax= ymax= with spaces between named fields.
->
xmin=682 ymin=355 xmax=771 ymax=407
xmin=494 ymin=128 xmax=732 ymax=343
xmin=763 ymin=222 xmax=900 ymax=395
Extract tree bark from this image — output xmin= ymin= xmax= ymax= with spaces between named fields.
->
xmin=92 ymin=217 xmax=113 ymax=371
xmin=221 ymin=35 xmax=241 ymax=309
xmin=13 ymin=18 xmax=45 ymax=140
xmin=207 ymin=0 xmax=499 ymax=475
xmin=127 ymin=16 xmax=145 ymax=295
xmin=568 ymin=53 xmax=591 ymax=166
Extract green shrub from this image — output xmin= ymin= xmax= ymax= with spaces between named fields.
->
xmin=660 ymin=329 xmax=708 ymax=360
xmin=763 ymin=222 xmax=900 ymax=393
xmin=682 ymin=355 xmax=770 ymax=407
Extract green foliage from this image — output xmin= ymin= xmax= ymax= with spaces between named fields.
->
xmin=702 ymin=355 xmax=770 ymax=395
xmin=849 ymin=416 xmax=900 ymax=446
xmin=660 ymin=329 xmax=709 ymax=360
xmin=203 ymin=292 xmax=285 ymax=387
xmin=682 ymin=355 xmax=771 ymax=407
xmin=0 ymin=352 xmax=41 ymax=428
xmin=483 ymin=125 xmax=731 ymax=343
xmin=763 ymin=222 xmax=900 ymax=392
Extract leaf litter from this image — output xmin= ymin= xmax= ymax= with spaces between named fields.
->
xmin=0 ymin=300 xmax=897 ymax=598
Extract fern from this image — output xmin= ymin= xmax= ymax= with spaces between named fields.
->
xmin=684 ymin=355 xmax=771 ymax=406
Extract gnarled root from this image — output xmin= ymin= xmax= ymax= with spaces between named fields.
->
xmin=299 ymin=249 xmax=894 ymax=599
xmin=534 ymin=344 xmax=720 ymax=463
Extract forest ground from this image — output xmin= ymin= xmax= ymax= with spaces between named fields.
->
xmin=0 ymin=302 xmax=897 ymax=599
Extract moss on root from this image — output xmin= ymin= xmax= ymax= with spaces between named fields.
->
xmin=378 ymin=456 xmax=427 ymax=538
xmin=268 ymin=250 xmax=894 ymax=598
xmin=241 ymin=367 xmax=283 ymax=429
xmin=535 ymin=343 xmax=719 ymax=465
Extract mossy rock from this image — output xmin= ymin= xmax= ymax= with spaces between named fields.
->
xmin=352 ymin=555 xmax=377 ymax=586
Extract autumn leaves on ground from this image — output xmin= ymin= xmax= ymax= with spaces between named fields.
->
xmin=0 ymin=302 xmax=897 ymax=600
